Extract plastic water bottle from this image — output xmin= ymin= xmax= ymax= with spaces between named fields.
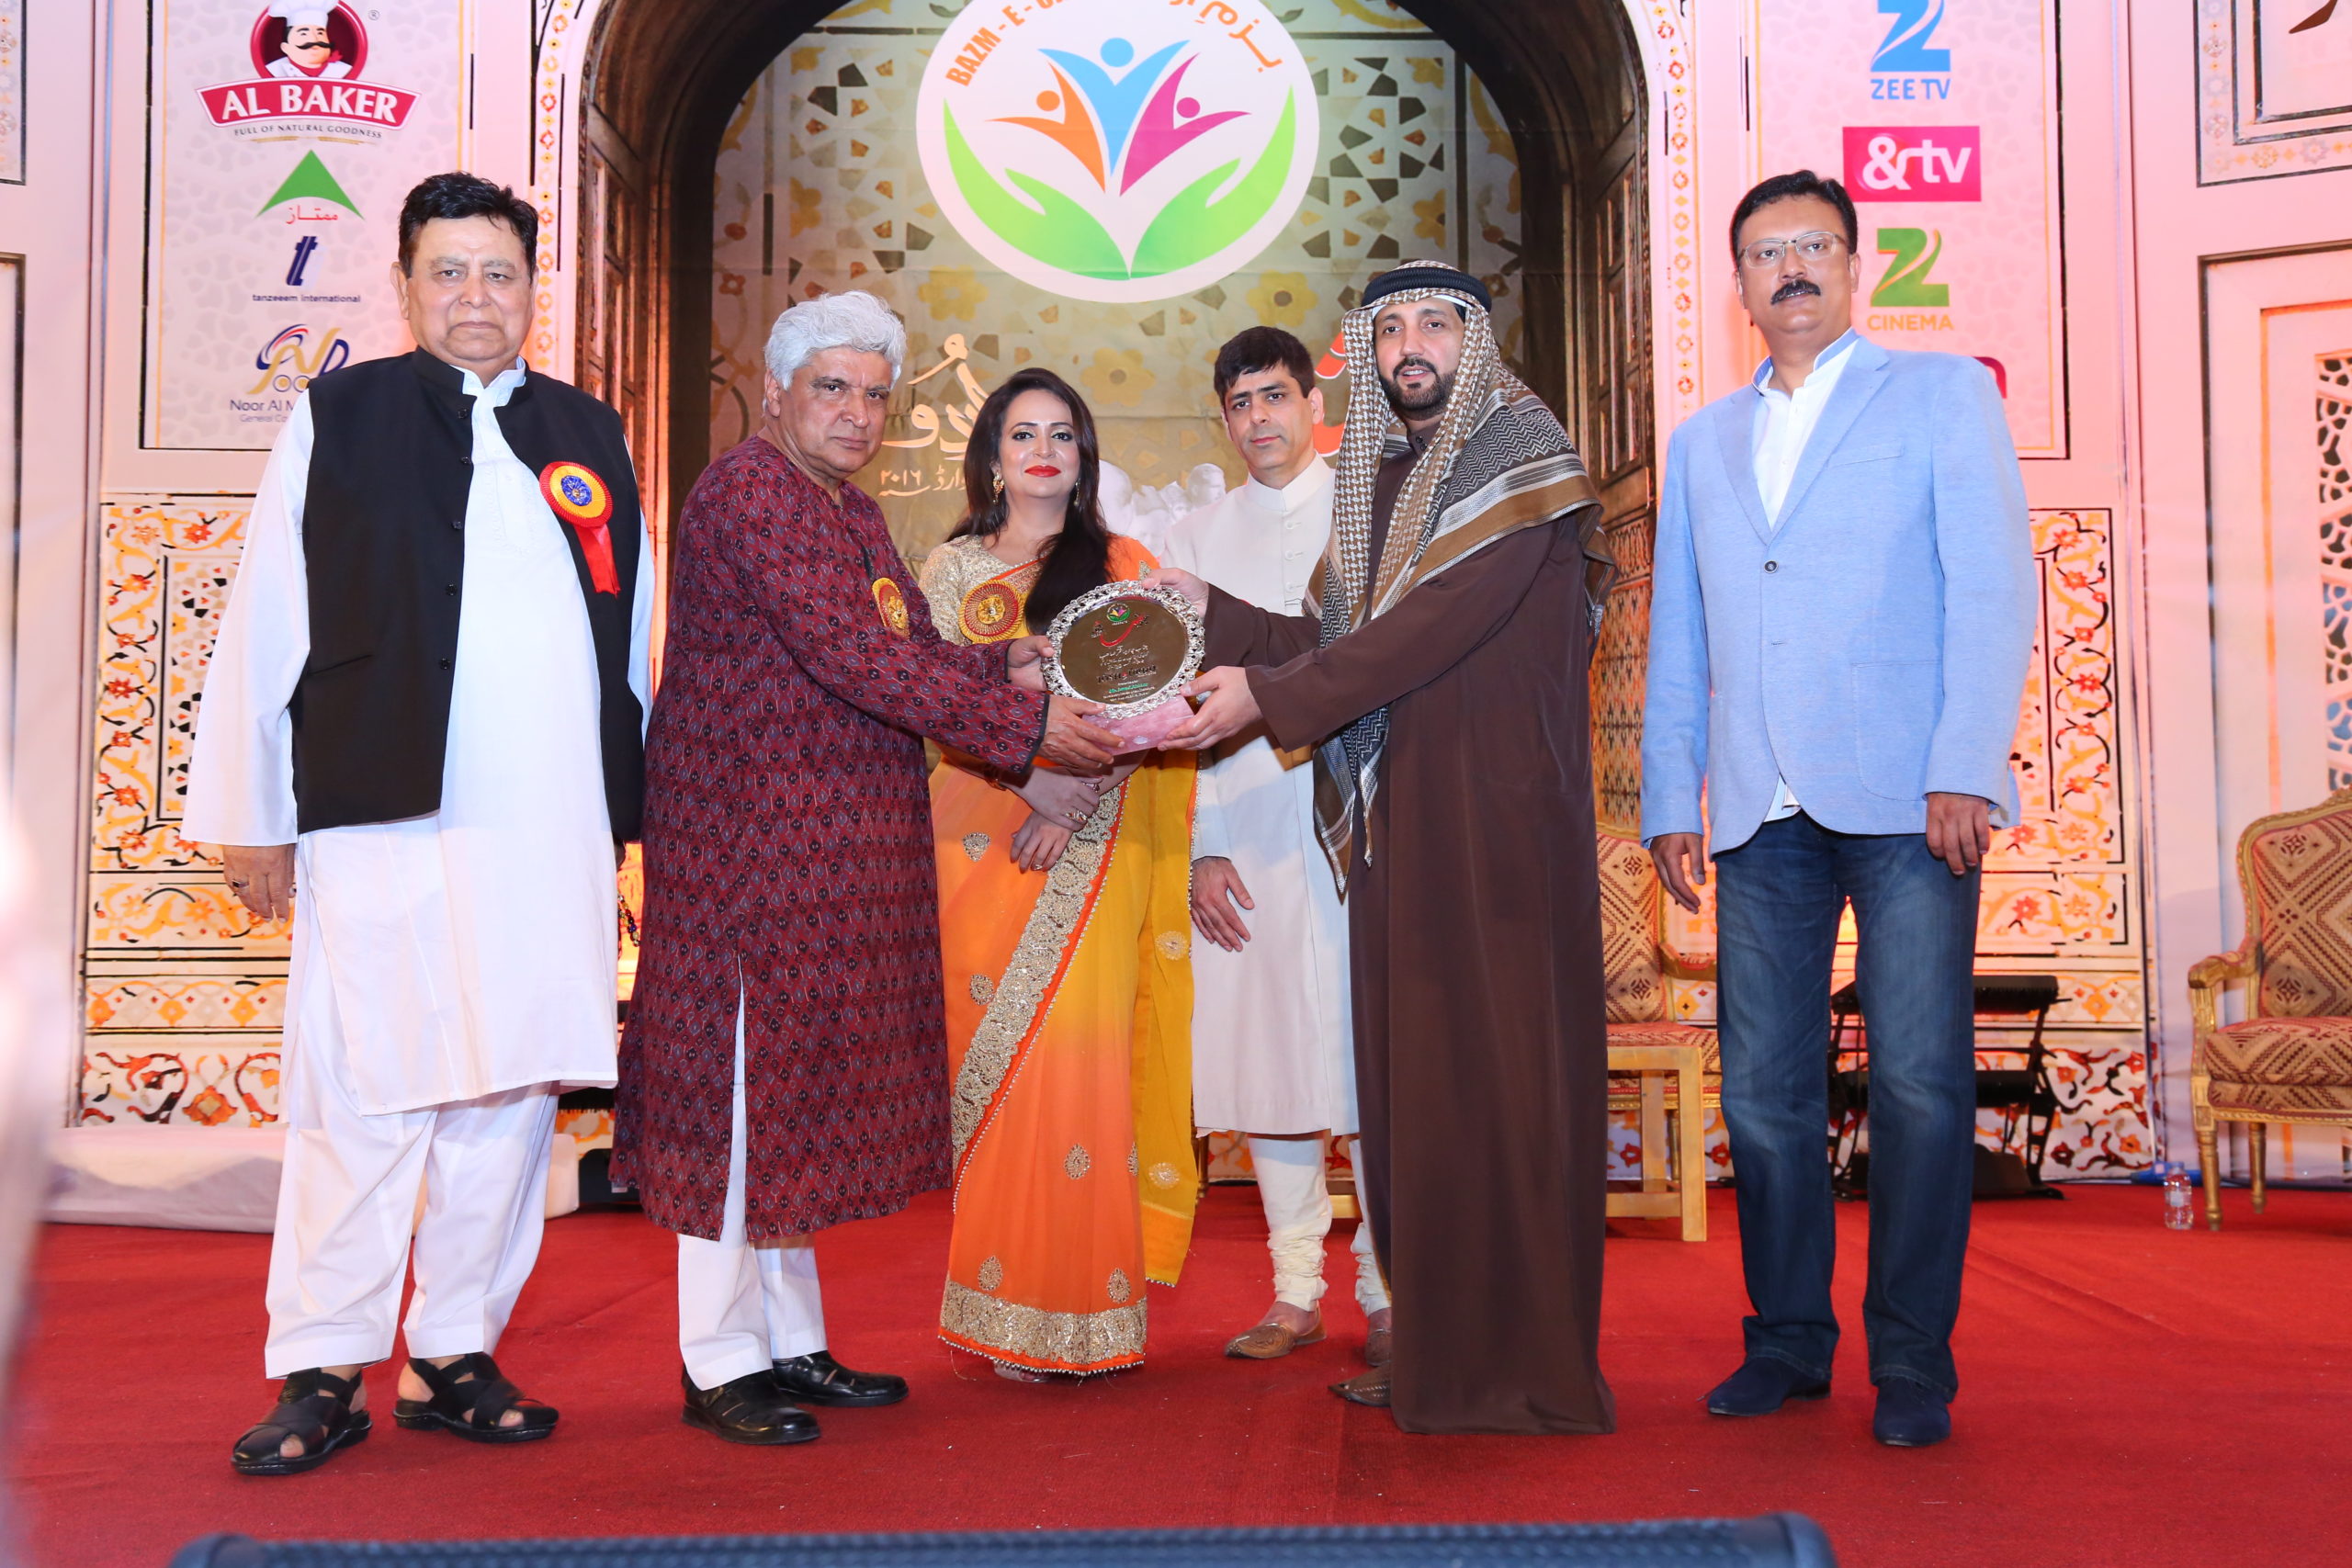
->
xmin=2163 ymin=1164 xmax=2194 ymax=1230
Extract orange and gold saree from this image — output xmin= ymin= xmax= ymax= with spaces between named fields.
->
xmin=919 ymin=534 xmax=1198 ymax=1374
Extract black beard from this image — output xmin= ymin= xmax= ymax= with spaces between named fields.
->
xmin=1380 ymin=362 xmax=1454 ymax=416
xmin=1770 ymin=277 xmax=1822 ymax=305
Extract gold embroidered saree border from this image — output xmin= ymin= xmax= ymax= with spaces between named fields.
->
xmin=947 ymin=785 xmax=1125 ymax=1161
xmin=939 ymin=1279 xmax=1147 ymax=1374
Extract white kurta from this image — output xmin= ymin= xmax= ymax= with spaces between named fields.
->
xmin=184 ymin=362 xmax=653 ymax=1116
xmin=1165 ymin=457 xmax=1355 ymax=1135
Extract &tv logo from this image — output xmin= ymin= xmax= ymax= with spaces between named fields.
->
xmin=1844 ymin=127 xmax=1980 ymax=201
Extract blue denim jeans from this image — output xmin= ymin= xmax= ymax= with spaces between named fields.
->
xmin=1713 ymin=812 xmax=1979 ymax=1398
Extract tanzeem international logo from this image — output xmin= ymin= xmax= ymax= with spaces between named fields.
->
xmin=915 ymin=0 xmax=1319 ymax=304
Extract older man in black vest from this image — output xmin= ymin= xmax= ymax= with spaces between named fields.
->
xmin=187 ymin=173 xmax=651 ymax=1475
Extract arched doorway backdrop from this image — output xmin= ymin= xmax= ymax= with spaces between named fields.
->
xmin=712 ymin=1 xmax=1539 ymax=558
xmin=572 ymin=0 xmax=1674 ymax=831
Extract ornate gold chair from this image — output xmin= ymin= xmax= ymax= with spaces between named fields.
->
xmin=2188 ymin=785 xmax=2352 ymax=1229
xmin=1598 ymin=825 xmax=1721 ymax=1240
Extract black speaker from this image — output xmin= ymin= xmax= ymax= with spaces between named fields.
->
xmin=173 ymin=1517 xmax=1837 ymax=1567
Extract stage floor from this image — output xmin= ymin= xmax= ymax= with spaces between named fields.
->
xmin=9 ymin=1181 xmax=2349 ymax=1566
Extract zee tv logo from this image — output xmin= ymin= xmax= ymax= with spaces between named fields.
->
xmin=1843 ymin=126 xmax=1979 ymax=202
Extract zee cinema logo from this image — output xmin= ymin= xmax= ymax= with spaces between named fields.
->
xmin=915 ymin=0 xmax=1319 ymax=304
xmin=198 ymin=2 xmax=417 ymax=130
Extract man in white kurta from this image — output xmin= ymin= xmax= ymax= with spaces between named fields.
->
xmin=186 ymin=175 xmax=651 ymax=1475
xmin=1167 ymin=328 xmax=1390 ymax=1363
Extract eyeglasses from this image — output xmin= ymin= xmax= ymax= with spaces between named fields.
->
xmin=1738 ymin=231 xmax=1847 ymax=270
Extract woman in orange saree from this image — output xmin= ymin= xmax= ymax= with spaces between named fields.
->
xmin=920 ymin=369 xmax=1197 ymax=1379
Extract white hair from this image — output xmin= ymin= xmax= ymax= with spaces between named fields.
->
xmin=763 ymin=290 xmax=908 ymax=386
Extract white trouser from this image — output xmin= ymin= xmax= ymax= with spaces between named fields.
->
xmin=1250 ymin=1134 xmax=1388 ymax=1315
xmin=677 ymin=996 xmax=827 ymax=1391
xmin=265 ymin=984 xmax=559 ymax=1376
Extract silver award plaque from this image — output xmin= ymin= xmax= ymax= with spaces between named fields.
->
xmin=1042 ymin=582 xmax=1205 ymax=720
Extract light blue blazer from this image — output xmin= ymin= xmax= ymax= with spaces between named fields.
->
xmin=1638 ymin=337 xmax=2034 ymax=854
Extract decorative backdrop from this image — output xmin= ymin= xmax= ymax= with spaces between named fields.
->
xmin=2197 ymin=0 xmax=2352 ymax=185
xmin=142 ymin=0 xmax=461 ymax=450
xmin=709 ymin=0 xmax=1526 ymax=560
xmin=81 ymin=0 xmax=2158 ymax=1178
xmin=0 ymin=0 xmax=22 ymax=186
xmin=85 ymin=499 xmax=287 ymax=1126
xmin=1754 ymin=0 xmax=2066 ymax=457
xmin=2324 ymin=354 xmax=2350 ymax=792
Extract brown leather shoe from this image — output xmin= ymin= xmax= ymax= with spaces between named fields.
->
xmin=1363 ymin=1325 xmax=1393 ymax=1367
xmin=1329 ymin=1368 xmax=1391 ymax=1406
xmin=1223 ymin=1314 xmax=1325 ymax=1359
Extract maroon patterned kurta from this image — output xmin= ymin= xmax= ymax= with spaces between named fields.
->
xmin=614 ymin=439 xmax=1046 ymax=1240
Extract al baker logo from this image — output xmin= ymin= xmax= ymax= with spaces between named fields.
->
xmin=198 ymin=2 xmax=417 ymax=130
xmin=914 ymin=0 xmax=1318 ymax=304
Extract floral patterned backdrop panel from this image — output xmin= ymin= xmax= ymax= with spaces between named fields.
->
xmin=85 ymin=500 xmax=289 ymax=1126
xmin=0 ymin=0 xmax=21 ymax=186
xmin=709 ymin=0 xmax=1526 ymax=563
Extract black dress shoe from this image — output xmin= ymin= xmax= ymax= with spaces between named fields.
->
xmin=681 ymin=1368 xmax=820 ymax=1446
xmin=771 ymin=1350 xmax=908 ymax=1408
xmin=1872 ymin=1378 xmax=1951 ymax=1447
xmin=775 ymin=1354 xmax=912 ymax=1410
xmin=1705 ymin=1359 xmax=1832 ymax=1416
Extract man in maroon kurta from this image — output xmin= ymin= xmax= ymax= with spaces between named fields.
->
xmin=615 ymin=292 xmax=1118 ymax=1446
xmin=1155 ymin=263 xmax=1616 ymax=1435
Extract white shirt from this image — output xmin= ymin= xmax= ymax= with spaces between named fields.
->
xmin=184 ymin=360 xmax=653 ymax=1113
xmin=1748 ymin=330 xmax=1860 ymax=821
xmin=1164 ymin=455 xmax=1355 ymax=1135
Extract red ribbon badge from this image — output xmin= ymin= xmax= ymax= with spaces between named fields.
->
xmin=537 ymin=461 xmax=619 ymax=595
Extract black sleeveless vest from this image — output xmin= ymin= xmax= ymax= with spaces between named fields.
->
xmin=294 ymin=350 xmax=645 ymax=839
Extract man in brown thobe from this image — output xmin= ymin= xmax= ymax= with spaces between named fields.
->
xmin=1153 ymin=261 xmax=1615 ymax=1435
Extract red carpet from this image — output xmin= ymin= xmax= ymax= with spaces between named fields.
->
xmin=10 ymin=1182 xmax=2350 ymax=1566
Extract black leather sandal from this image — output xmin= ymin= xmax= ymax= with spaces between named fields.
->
xmin=231 ymin=1368 xmax=372 ymax=1476
xmin=393 ymin=1352 xmax=559 ymax=1443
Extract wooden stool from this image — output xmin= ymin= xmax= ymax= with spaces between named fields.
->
xmin=1604 ymin=1033 xmax=1713 ymax=1241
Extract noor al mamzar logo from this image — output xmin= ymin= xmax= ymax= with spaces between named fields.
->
xmin=914 ymin=0 xmax=1318 ymax=304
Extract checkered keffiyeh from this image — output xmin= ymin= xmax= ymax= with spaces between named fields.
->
xmin=1306 ymin=263 xmax=1611 ymax=895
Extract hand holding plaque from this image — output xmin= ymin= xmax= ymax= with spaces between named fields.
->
xmin=1041 ymin=583 xmax=1205 ymax=753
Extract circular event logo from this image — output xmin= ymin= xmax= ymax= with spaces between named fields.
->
xmin=915 ymin=0 xmax=1319 ymax=305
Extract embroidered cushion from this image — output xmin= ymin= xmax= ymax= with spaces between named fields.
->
xmin=2199 ymin=1016 xmax=2352 ymax=1088
xmin=1606 ymin=1021 xmax=1721 ymax=1074
xmin=2206 ymin=1079 xmax=2352 ymax=1115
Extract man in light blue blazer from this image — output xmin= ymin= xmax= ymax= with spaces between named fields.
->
xmin=1641 ymin=171 xmax=2033 ymax=1449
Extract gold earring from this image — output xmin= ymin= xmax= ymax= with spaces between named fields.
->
xmin=990 ymin=470 xmax=1004 ymax=498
